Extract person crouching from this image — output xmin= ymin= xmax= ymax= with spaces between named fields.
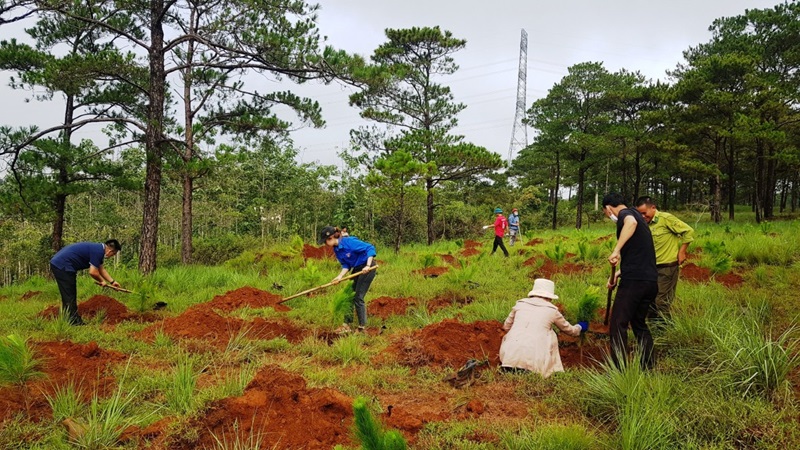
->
xmin=499 ymin=278 xmax=587 ymax=377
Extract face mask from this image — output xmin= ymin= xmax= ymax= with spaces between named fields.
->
xmin=609 ymin=213 xmax=618 ymax=223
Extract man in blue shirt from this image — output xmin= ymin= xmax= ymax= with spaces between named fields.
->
xmin=508 ymin=208 xmax=520 ymax=246
xmin=50 ymin=239 xmax=122 ymax=325
xmin=318 ymin=226 xmax=377 ymax=333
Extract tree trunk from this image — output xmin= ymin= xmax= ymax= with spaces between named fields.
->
xmin=394 ymin=186 xmax=405 ymax=253
xmin=575 ymin=153 xmax=586 ymax=229
xmin=727 ymin=140 xmax=735 ymax=221
xmin=139 ymin=0 xmax=167 ymax=275
xmin=552 ymin=150 xmax=560 ymax=230
xmin=425 ymin=177 xmax=435 ymax=245
xmin=52 ymin=191 xmax=67 ymax=253
xmin=181 ymin=32 xmax=196 ymax=265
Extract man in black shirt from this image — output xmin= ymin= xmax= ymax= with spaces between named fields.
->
xmin=603 ymin=193 xmax=658 ymax=369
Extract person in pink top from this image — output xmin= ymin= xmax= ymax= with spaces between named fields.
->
xmin=490 ymin=207 xmax=510 ymax=257
xmin=499 ymin=278 xmax=588 ymax=377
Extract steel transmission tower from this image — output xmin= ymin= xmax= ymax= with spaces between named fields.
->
xmin=508 ymin=29 xmax=528 ymax=164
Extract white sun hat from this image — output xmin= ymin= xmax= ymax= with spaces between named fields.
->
xmin=527 ymin=278 xmax=559 ymax=300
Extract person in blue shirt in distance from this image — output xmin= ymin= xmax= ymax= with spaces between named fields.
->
xmin=318 ymin=226 xmax=377 ymax=334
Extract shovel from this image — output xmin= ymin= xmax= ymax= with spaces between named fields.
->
xmin=603 ymin=264 xmax=616 ymax=326
xmin=279 ymin=265 xmax=378 ymax=304
xmin=94 ymin=281 xmax=135 ymax=294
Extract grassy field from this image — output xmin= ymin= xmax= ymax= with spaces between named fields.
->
xmin=1 ymin=216 xmax=799 ymax=449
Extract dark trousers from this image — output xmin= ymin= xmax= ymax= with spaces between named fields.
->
xmin=492 ymin=236 xmax=509 ymax=257
xmin=346 ymin=261 xmax=377 ymax=327
xmin=610 ymin=279 xmax=657 ymax=370
xmin=51 ymin=264 xmax=81 ymax=323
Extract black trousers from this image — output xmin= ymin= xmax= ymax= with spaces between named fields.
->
xmin=492 ymin=236 xmax=509 ymax=257
xmin=51 ymin=264 xmax=81 ymax=323
xmin=346 ymin=261 xmax=377 ymax=327
xmin=610 ymin=279 xmax=657 ymax=370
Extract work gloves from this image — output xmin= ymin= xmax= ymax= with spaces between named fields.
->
xmin=578 ymin=321 xmax=589 ymax=333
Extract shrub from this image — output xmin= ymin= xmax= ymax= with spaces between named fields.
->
xmin=0 ymin=334 xmax=42 ymax=385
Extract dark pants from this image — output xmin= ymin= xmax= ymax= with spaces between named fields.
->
xmin=610 ymin=279 xmax=657 ymax=370
xmin=51 ymin=264 xmax=81 ymax=324
xmin=492 ymin=236 xmax=509 ymax=257
xmin=345 ymin=261 xmax=377 ymax=327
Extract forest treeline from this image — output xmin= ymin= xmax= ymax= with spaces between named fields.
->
xmin=0 ymin=1 xmax=798 ymax=280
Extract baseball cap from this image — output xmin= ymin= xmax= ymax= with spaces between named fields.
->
xmin=317 ymin=226 xmax=337 ymax=245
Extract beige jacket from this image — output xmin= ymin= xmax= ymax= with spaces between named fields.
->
xmin=499 ymin=297 xmax=581 ymax=378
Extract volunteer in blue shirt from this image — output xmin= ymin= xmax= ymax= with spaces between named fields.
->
xmin=50 ymin=239 xmax=122 ymax=325
xmin=318 ymin=226 xmax=377 ymax=334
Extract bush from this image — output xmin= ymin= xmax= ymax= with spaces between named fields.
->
xmin=0 ymin=334 xmax=42 ymax=385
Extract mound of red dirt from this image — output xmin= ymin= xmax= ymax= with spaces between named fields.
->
xmin=593 ymin=235 xmax=613 ymax=243
xmin=437 ymin=254 xmax=461 ymax=266
xmin=368 ymin=296 xmax=416 ymax=320
xmin=302 ymin=243 xmax=334 ymax=260
xmin=140 ymin=308 xmax=306 ymax=348
xmin=175 ymin=365 xmax=353 ymax=450
xmin=0 ymin=340 xmax=126 ymax=422
xmin=463 ymin=240 xmax=482 ymax=248
xmin=40 ymin=295 xmax=133 ymax=325
xmin=460 ymin=248 xmax=480 ymax=257
xmin=20 ymin=290 xmax=41 ymax=301
xmin=525 ymin=238 xmax=544 ymax=246
xmin=206 ymin=286 xmax=290 ymax=312
xmin=681 ymin=263 xmax=711 ymax=282
xmin=384 ymin=319 xmax=504 ymax=369
xmin=715 ymin=272 xmax=744 ymax=288
xmin=413 ymin=266 xmax=449 ymax=278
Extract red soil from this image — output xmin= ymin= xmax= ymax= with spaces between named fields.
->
xmin=413 ymin=266 xmax=449 ymax=278
xmin=139 ymin=308 xmax=307 ymax=348
xmin=206 ymin=286 xmax=290 ymax=312
xmin=40 ymin=295 xmax=137 ymax=325
xmin=0 ymin=341 xmax=126 ymax=422
xmin=368 ymin=296 xmax=415 ymax=320
xmin=384 ymin=319 xmax=505 ymax=369
xmin=681 ymin=263 xmax=711 ymax=282
xmin=174 ymin=365 xmax=353 ymax=450
xmin=460 ymin=248 xmax=481 ymax=257
xmin=463 ymin=240 xmax=482 ymax=248
xmin=302 ymin=243 xmax=335 ymax=260
xmin=437 ymin=254 xmax=460 ymax=266
xmin=715 ymin=272 xmax=745 ymax=288
xmin=20 ymin=290 xmax=41 ymax=301
xmin=593 ymin=235 xmax=613 ymax=243
xmin=525 ymin=238 xmax=544 ymax=246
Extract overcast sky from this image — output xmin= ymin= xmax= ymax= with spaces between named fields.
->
xmin=0 ymin=0 xmax=782 ymax=168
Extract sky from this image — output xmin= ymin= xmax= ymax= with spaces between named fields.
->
xmin=0 ymin=0 xmax=783 ymax=169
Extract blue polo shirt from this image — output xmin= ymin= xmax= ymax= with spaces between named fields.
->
xmin=50 ymin=242 xmax=106 ymax=273
xmin=333 ymin=237 xmax=376 ymax=270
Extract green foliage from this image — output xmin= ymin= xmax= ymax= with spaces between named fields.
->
xmin=501 ymin=424 xmax=598 ymax=450
xmin=72 ymin=379 xmax=139 ymax=449
xmin=329 ymin=284 xmax=355 ymax=327
xmin=298 ymin=261 xmax=325 ymax=289
xmin=193 ymin=234 xmax=249 ymax=265
xmin=576 ymin=239 xmax=601 ymax=262
xmin=419 ymin=254 xmax=438 ymax=269
xmin=576 ymin=287 xmax=601 ymax=323
xmin=323 ymin=334 xmax=370 ymax=366
xmin=165 ymin=353 xmax=200 ymax=415
xmin=45 ymin=382 xmax=84 ymax=422
xmin=0 ymin=334 xmax=42 ymax=385
xmin=544 ymin=242 xmax=567 ymax=263
xmin=352 ymin=397 xmax=407 ymax=450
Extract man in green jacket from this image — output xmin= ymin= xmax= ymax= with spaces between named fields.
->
xmin=636 ymin=196 xmax=694 ymax=320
